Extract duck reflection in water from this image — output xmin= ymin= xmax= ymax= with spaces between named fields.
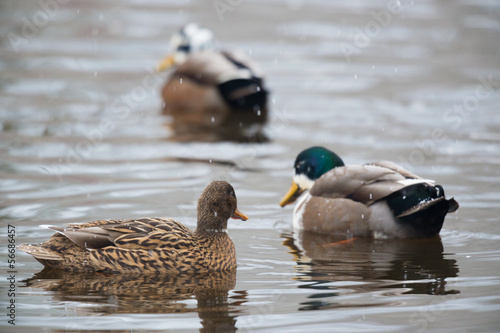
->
xmin=23 ymin=268 xmax=245 ymax=332
xmin=283 ymin=231 xmax=459 ymax=310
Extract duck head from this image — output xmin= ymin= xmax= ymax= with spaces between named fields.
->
xmin=196 ymin=181 xmax=248 ymax=234
xmin=280 ymin=146 xmax=344 ymax=207
xmin=157 ymin=23 xmax=217 ymax=71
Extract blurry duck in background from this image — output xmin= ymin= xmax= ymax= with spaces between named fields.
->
xmin=280 ymin=146 xmax=459 ymax=239
xmin=157 ymin=23 xmax=269 ymax=142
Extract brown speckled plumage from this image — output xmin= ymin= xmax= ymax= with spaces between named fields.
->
xmin=19 ymin=181 xmax=248 ymax=274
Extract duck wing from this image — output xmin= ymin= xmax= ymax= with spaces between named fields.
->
xmin=175 ymin=50 xmax=265 ymax=85
xmin=220 ymin=50 xmax=265 ymax=80
xmin=367 ymin=160 xmax=422 ymax=179
xmin=174 ymin=50 xmax=242 ymax=86
xmin=310 ymin=165 xmax=432 ymax=205
xmin=48 ymin=217 xmax=194 ymax=250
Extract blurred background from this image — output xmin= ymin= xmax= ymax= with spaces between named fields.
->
xmin=1 ymin=0 xmax=500 ymax=332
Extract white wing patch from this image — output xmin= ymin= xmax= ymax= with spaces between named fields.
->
xmin=396 ymin=178 xmax=434 ymax=186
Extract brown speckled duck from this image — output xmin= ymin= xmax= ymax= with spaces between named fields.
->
xmin=19 ymin=181 xmax=248 ymax=274
xmin=280 ymin=147 xmax=459 ymax=238
xmin=157 ymin=23 xmax=269 ymax=142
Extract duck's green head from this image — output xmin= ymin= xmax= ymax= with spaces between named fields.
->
xmin=280 ymin=146 xmax=344 ymax=207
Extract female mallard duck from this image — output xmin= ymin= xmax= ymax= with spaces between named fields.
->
xmin=157 ymin=23 xmax=269 ymax=142
xmin=279 ymin=147 xmax=459 ymax=238
xmin=19 ymin=181 xmax=248 ymax=274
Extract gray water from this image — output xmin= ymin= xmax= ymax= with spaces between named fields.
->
xmin=1 ymin=0 xmax=500 ymax=332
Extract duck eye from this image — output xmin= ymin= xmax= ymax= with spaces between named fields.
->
xmin=296 ymin=160 xmax=311 ymax=174
xmin=229 ymin=190 xmax=235 ymax=197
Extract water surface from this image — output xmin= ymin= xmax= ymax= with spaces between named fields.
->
xmin=1 ymin=0 xmax=500 ymax=332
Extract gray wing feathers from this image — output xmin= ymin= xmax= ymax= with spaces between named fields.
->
xmin=310 ymin=165 xmax=408 ymax=204
xmin=367 ymin=161 xmax=421 ymax=179
xmin=49 ymin=226 xmax=115 ymax=249
xmin=175 ymin=50 xmax=261 ymax=85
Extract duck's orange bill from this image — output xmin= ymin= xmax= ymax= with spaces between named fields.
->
xmin=279 ymin=181 xmax=303 ymax=207
xmin=231 ymin=208 xmax=248 ymax=221
xmin=156 ymin=55 xmax=175 ymax=72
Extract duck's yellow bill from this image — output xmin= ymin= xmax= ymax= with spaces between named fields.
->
xmin=156 ymin=55 xmax=175 ymax=72
xmin=279 ymin=181 xmax=303 ymax=207
xmin=231 ymin=208 xmax=248 ymax=221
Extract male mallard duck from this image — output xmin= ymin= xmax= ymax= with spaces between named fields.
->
xmin=157 ymin=23 xmax=269 ymax=142
xmin=279 ymin=147 xmax=459 ymax=238
xmin=19 ymin=181 xmax=248 ymax=273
